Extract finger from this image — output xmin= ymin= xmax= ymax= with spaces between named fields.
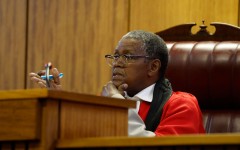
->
xmin=38 ymin=81 xmax=47 ymax=88
xmin=50 ymin=80 xmax=62 ymax=90
xmin=29 ymin=72 xmax=41 ymax=79
xmin=106 ymin=81 xmax=116 ymax=90
xmin=118 ymin=83 xmax=128 ymax=91
xmin=118 ymin=83 xmax=128 ymax=96
xmin=49 ymin=80 xmax=57 ymax=88
xmin=31 ymin=76 xmax=46 ymax=84
xmin=105 ymin=81 xmax=122 ymax=96
xmin=37 ymin=70 xmax=46 ymax=76
xmin=52 ymin=68 xmax=60 ymax=85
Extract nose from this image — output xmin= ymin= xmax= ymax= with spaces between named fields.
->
xmin=113 ymin=56 xmax=126 ymax=67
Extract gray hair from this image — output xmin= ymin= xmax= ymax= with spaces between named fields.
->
xmin=121 ymin=30 xmax=169 ymax=79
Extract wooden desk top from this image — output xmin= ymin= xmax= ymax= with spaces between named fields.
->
xmin=0 ymin=88 xmax=136 ymax=108
xmin=56 ymin=133 xmax=240 ymax=148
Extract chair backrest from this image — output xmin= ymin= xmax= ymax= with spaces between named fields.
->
xmin=156 ymin=22 xmax=240 ymax=133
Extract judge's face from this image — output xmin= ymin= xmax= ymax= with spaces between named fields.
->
xmin=112 ymin=38 xmax=149 ymax=97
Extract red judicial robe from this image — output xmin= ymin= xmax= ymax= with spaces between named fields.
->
xmin=138 ymin=91 xmax=205 ymax=136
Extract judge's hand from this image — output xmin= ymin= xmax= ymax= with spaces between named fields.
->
xmin=101 ymin=81 xmax=128 ymax=97
xmin=29 ymin=68 xmax=62 ymax=90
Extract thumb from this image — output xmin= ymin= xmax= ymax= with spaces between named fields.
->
xmin=52 ymin=68 xmax=61 ymax=85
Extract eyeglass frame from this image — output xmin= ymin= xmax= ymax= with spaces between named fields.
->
xmin=105 ymin=54 xmax=151 ymax=67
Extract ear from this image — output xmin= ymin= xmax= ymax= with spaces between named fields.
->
xmin=147 ymin=59 xmax=161 ymax=77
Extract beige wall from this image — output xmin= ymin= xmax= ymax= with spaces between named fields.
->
xmin=0 ymin=0 xmax=239 ymax=94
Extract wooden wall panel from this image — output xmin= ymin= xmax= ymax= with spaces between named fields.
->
xmin=130 ymin=0 xmax=239 ymax=33
xmin=27 ymin=0 xmax=129 ymax=94
xmin=0 ymin=0 xmax=26 ymax=90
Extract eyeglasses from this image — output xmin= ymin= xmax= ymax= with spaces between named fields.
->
xmin=105 ymin=54 xmax=150 ymax=67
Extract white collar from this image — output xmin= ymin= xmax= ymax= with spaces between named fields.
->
xmin=124 ymin=83 xmax=155 ymax=111
xmin=134 ymin=83 xmax=155 ymax=102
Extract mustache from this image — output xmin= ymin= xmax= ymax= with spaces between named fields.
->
xmin=112 ymin=68 xmax=125 ymax=76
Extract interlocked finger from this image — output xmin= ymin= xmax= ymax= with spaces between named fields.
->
xmin=38 ymin=81 xmax=47 ymax=88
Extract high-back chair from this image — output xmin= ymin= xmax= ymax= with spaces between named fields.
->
xmin=156 ymin=21 xmax=240 ymax=133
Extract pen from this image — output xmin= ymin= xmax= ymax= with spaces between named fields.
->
xmin=41 ymin=73 xmax=64 ymax=80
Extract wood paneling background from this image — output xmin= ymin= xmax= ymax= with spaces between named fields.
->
xmin=26 ymin=0 xmax=129 ymax=94
xmin=130 ymin=0 xmax=239 ymax=33
xmin=0 ymin=0 xmax=239 ymax=95
xmin=0 ymin=0 xmax=26 ymax=90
